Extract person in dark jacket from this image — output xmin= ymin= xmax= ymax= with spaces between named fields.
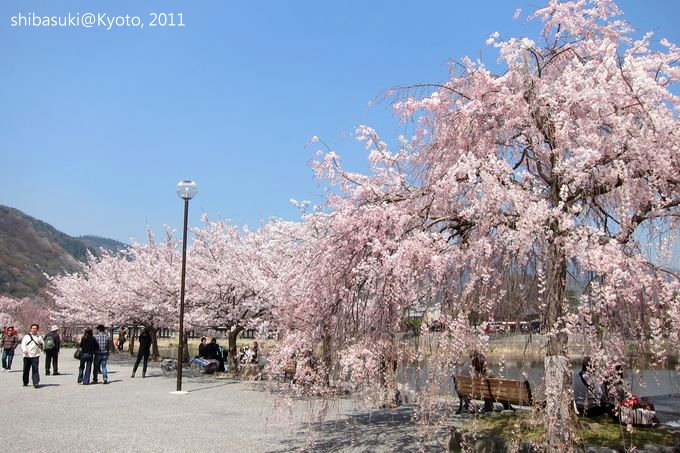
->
xmin=1 ymin=326 xmax=19 ymax=371
xmin=44 ymin=325 xmax=61 ymax=375
xmin=206 ymin=338 xmax=225 ymax=372
xmin=197 ymin=337 xmax=208 ymax=358
xmin=131 ymin=327 xmax=152 ymax=378
xmin=78 ymin=328 xmax=97 ymax=385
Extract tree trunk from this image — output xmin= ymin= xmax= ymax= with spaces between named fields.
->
xmin=109 ymin=326 xmax=115 ymax=351
xmin=182 ymin=331 xmax=190 ymax=363
xmin=129 ymin=327 xmax=138 ymax=356
xmin=321 ymin=330 xmax=333 ymax=386
xmin=151 ymin=326 xmax=160 ymax=360
xmin=228 ymin=327 xmax=244 ymax=372
xmin=544 ymin=242 xmax=577 ymax=451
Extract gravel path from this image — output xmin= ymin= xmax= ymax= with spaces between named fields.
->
xmin=0 ymin=349 xmax=441 ymax=452
xmin=7 ymin=349 xmax=673 ymax=451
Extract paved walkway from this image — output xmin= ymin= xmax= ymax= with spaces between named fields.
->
xmin=0 ymin=350 xmax=447 ymax=452
xmin=3 ymin=350 xmax=676 ymax=452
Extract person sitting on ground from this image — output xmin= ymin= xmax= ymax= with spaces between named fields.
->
xmin=573 ymin=356 xmax=610 ymax=416
xmin=198 ymin=337 xmax=208 ymax=358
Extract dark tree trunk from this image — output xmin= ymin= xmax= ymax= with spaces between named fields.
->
xmin=182 ymin=331 xmax=190 ymax=363
xmin=151 ymin=327 xmax=160 ymax=360
xmin=228 ymin=327 xmax=244 ymax=372
xmin=109 ymin=326 xmax=115 ymax=350
xmin=322 ymin=330 xmax=333 ymax=386
xmin=129 ymin=327 xmax=138 ymax=356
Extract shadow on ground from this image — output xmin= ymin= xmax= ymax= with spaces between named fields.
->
xmin=268 ymin=405 xmax=447 ymax=452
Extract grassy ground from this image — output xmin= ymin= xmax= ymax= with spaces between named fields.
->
xmin=463 ymin=412 xmax=679 ymax=450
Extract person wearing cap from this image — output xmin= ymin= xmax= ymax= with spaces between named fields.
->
xmin=44 ymin=325 xmax=61 ymax=376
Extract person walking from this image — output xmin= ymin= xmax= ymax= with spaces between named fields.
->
xmin=2 ymin=326 xmax=19 ymax=371
xmin=131 ymin=327 xmax=152 ymax=378
xmin=77 ymin=328 xmax=97 ymax=385
xmin=93 ymin=325 xmax=111 ymax=384
xmin=44 ymin=325 xmax=61 ymax=376
xmin=117 ymin=328 xmax=127 ymax=352
xmin=21 ymin=324 xmax=44 ymax=388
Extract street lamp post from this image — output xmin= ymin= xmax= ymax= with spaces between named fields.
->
xmin=174 ymin=179 xmax=198 ymax=394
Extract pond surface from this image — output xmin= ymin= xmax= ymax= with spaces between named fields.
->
xmin=399 ymin=360 xmax=680 ymax=399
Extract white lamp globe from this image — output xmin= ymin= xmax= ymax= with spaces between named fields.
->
xmin=176 ymin=179 xmax=198 ymax=200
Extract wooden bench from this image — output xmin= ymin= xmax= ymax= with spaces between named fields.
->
xmin=453 ymin=375 xmax=533 ymax=413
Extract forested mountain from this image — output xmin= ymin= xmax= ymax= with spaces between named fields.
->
xmin=0 ymin=205 xmax=127 ymax=297
xmin=78 ymin=235 xmax=128 ymax=253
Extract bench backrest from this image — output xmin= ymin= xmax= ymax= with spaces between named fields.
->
xmin=453 ymin=375 xmax=532 ymax=406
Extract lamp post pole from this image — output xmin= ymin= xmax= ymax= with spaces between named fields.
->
xmin=177 ymin=197 xmax=189 ymax=392
xmin=174 ymin=179 xmax=198 ymax=395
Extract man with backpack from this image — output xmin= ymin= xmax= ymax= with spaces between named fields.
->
xmin=21 ymin=324 xmax=44 ymax=388
xmin=44 ymin=325 xmax=61 ymax=375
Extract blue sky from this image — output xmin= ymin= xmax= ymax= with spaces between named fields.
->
xmin=1 ymin=0 xmax=679 ymax=248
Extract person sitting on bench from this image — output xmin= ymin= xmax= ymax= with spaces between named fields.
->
xmin=459 ymin=351 xmax=495 ymax=412
xmin=205 ymin=338 xmax=225 ymax=372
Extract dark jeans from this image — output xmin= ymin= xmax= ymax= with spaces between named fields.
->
xmin=22 ymin=357 xmax=40 ymax=385
xmin=2 ymin=349 xmax=14 ymax=370
xmin=45 ymin=350 xmax=59 ymax=374
xmin=212 ymin=356 xmax=225 ymax=372
xmin=133 ymin=349 xmax=150 ymax=375
xmin=118 ymin=339 xmax=126 ymax=351
xmin=93 ymin=354 xmax=109 ymax=382
xmin=78 ymin=353 xmax=94 ymax=384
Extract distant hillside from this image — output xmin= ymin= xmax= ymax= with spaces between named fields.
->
xmin=0 ymin=205 xmax=127 ymax=297
xmin=78 ymin=235 xmax=128 ymax=253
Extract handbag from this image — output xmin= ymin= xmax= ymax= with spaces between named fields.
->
xmin=616 ymin=396 xmax=659 ymax=427
xmin=73 ymin=348 xmax=82 ymax=360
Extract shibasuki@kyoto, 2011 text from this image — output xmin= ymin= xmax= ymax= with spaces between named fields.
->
xmin=9 ymin=12 xmax=186 ymax=30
